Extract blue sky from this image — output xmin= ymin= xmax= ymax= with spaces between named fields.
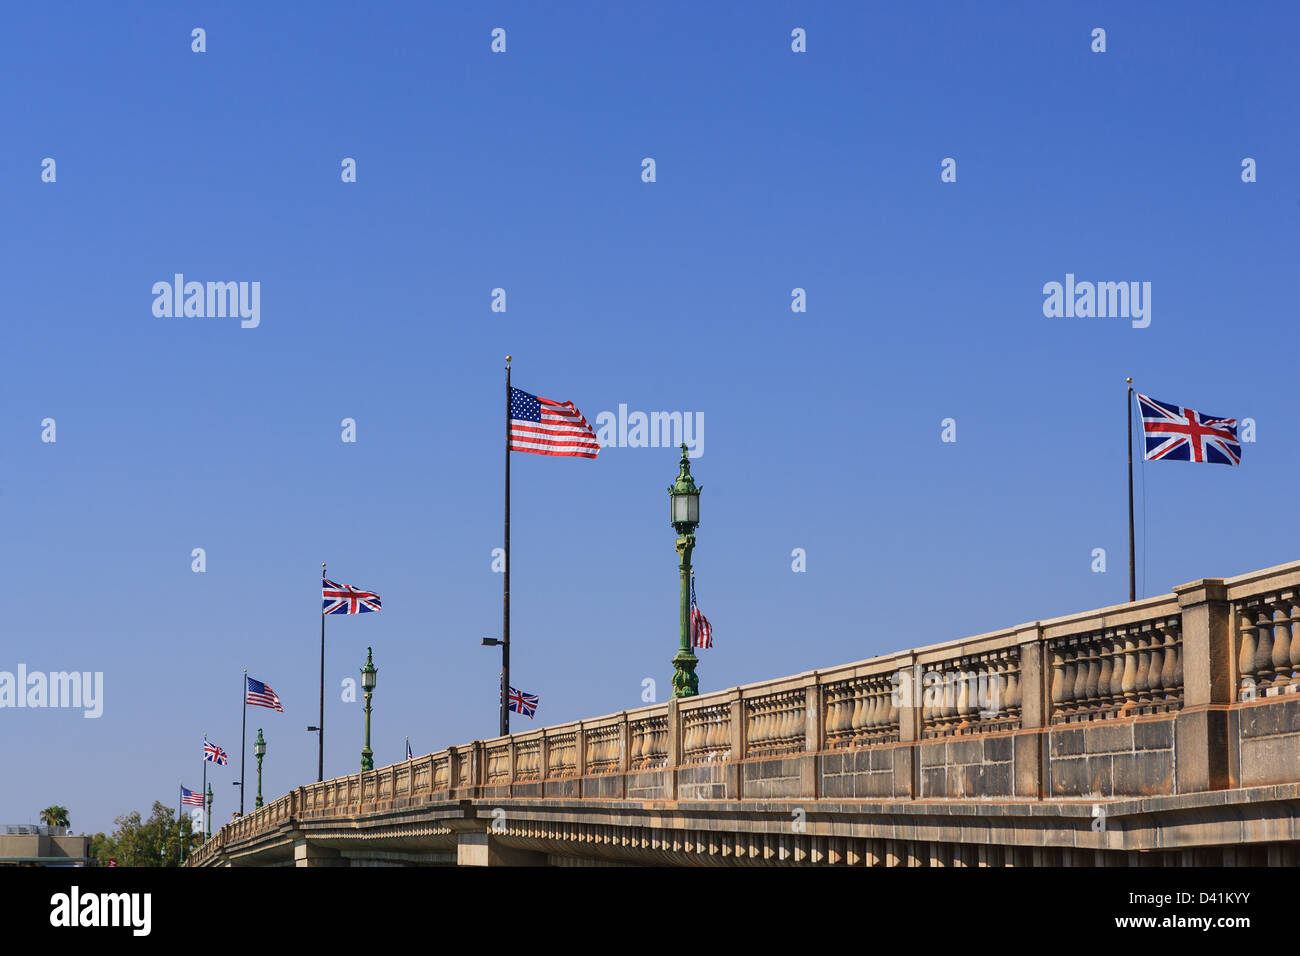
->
xmin=2 ymin=1 xmax=1297 ymax=835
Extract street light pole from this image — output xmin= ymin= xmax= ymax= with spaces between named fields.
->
xmin=668 ymin=442 xmax=702 ymax=698
xmin=254 ymin=728 xmax=266 ymax=809
xmin=361 ymin=647 xmax=377 ymax=771
xmin=204 ymin=784 xmax=213 ymax=841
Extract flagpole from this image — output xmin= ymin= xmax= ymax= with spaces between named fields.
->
xmin=1127 ymin=377 xmax=1136 ymax=602
xmin=502 ymin=356 xmax=512 ymax=739
xmin=201 ymin=734 xmax=207 ymax=842
xmin=239 ymin=668 xmax=247 ymax=816
xmin=178 ymin=780 xmax=185 ymax=864
xmin=319 ymin=562 xmax=326 ymax=783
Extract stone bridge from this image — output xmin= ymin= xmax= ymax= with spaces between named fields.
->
xmin=187 ymin=560 xmax=1300 ymax=866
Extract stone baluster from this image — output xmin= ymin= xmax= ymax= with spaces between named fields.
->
xmin=1050 ymin=645 xmax=1066 ymax=721
xmin=1290 ymin=600 xmax=1300 ymax=683
xmin=683 ymin=715 xmax=699 ymax=756
xmin=852 ymin=684 xmax=869 ymax=740
xmin=940 ymin=667 xmax=958 ymax=729
xmin=1120 ymin=629 xmax=1139 ymax=707
xmin=954 ymin=667 xmax=971 ymax=726
xmin=1238 ymin=611 xmax=1258 ymax=699
xmin=1064 ymin=642 xmax=1084 ymax=718
xmin=1271 ymin=601 xmax=1291 ymax=688
xmin=1103 ymin=632 xmax=1122 ymax=711
xmin=983 ymin=657 xmax=1003 ymax=719
xmin=1095 ymin=634 xmax=1114 ymax=713
xmin=1254 ymin=608 xmax=1274 ymax=692
xmin=860 ymin=682 xmax=877 ymax=732
xmin=1147 ymin=626 xmax=1165 ymax=708
xmin=1005 ymin=655 xmax=1021 ymax=717
xmin=1076 ymin=643 xmax=1096 ymax=711
xmin=831 ymin=685 xmax=849 ymax=740
xmin=886 ymin=674 xmax=901 ymax=730
xmin=1159 ymin=629 xmax=1177 ymax=703
xmin=1134 ymin=628 xmax=1153 ymax=706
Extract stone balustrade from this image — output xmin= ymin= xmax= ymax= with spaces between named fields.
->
xmin=188 ymin=559 xmax=1300 ymax=868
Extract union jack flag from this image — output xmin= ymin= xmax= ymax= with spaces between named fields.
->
xmin=505 ymin=686 xmax=539 ymax=719
xmin=690 ymin=575 xmax=713 ymax=649
xmin=323 ymin=576 xmax=382 ymax=614
xmin=1136 ymin=394 xmax=1241 ymax=466
xmin=203 ymin=739 xmax=228 ymax=766
xmin=246 ymin=676 xmax=284 ymax=712
xmin=181 ymin=786 xmax=203 ymax=807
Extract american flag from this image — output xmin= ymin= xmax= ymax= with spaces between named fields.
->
xmin=181 ymin=786 xmax=203 ymax=807
xmin=509 ymin=387 xmax=600 ymax=459
xmin=506 ymin=686 xmax=539 ymax=719
xmin=323 ymin=576 xmax=382 ymax=614
xmin=246 ymin=676 xmax=284 ymax=712
xmin=1137 ymin=394 xmax=1241 ymax=466
xmin=203 ymin=739 xmax=228 ymax=766
xmin=690 ymin=575 xmax=713 ymax=649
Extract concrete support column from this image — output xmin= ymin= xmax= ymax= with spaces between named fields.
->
xmin=456 ymin=831 xmax=547 ymax=867
xmin=1015 ymin=623 xmax=1045 ymax=798
xmin=726 ymin=689 xmax=744 ymax=800
xmin=894 ymin=655 xmax=919 ymax=799
xmin=666 ymin=698 xmax=681 ymax=800
xmin=803 ymin=675 xmax=821 ymax=798
xmin=293 ymin=838 xmax=346 ymax=867
xmin=1173 ymin=578 xmax=1231 ymax=792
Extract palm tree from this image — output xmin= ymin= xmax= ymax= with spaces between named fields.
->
xmin=39 ymin=805 xmax=70 ymax=830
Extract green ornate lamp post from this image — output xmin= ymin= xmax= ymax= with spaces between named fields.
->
xmin=360 ymin=647 xmax=377 ymax=771
xmin=204 ymin=783 xmax=214 ymax=840
xmin=254 ymin=728 xmax=267 ymax=809
xmin=668 ymin=442 xmax=702 ymax=698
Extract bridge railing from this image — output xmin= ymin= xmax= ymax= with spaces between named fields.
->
xmin=190 ymin=558 xmax=1300 ymax=865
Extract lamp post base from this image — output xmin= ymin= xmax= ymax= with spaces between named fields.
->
xmin=671 ymin=649 xmax=699 ymax=698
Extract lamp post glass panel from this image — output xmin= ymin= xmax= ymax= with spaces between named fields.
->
xmin=254 ymin=728 xmax=266 ymax=809
xmin=361 ymin=647 xmax=377 ymax=772
xmin=668 ymin=442 xmax=701 ymax=698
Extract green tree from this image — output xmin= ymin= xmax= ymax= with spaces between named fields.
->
xmin=87 ymin=802 xmax=198 ymax=866
xmin=39 ymin=805 xmax=70 ymax=829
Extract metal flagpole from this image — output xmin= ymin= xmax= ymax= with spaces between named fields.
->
xmin=502 ymin=356 xmax=512 ymax=739
xmin=239 ymin=668 xmax=247 ymax=815
xmin=178 ymin=781 xmax=185 ymax=864
xmin=1127 ymin=377 xmax=1136 ymax=602
xmin=201 ymin=735 xmax=207 ymax=842
xmin=319 ymin=562 xmax=326 ymax=782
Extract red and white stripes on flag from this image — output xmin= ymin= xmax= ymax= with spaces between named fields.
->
xmin=690 ymin=575 xmax=713 ymax=649
xmin=509 ymin=387 xmax=600 ymax=459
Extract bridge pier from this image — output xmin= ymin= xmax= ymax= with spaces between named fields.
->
xmin=456 ymin=832 xmax=547 ymax=867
